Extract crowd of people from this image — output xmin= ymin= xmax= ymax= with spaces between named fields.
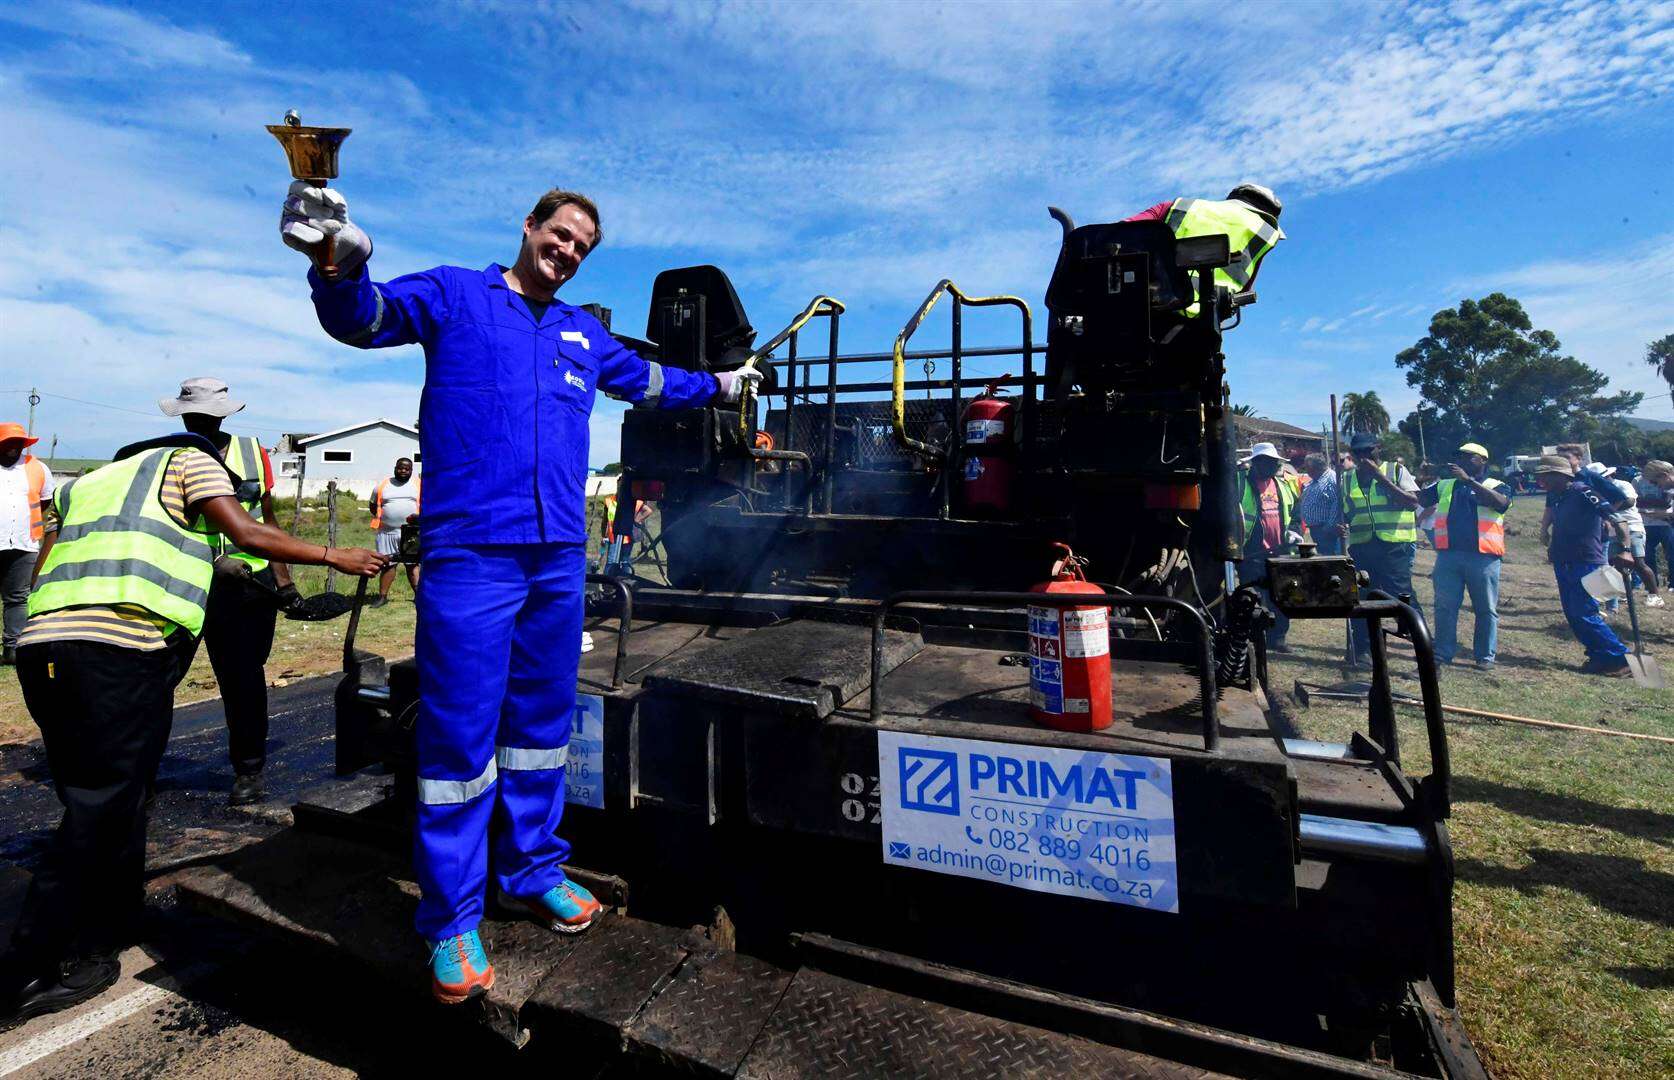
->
xmin=1236 ymin=435 xmax=1669 ymax=677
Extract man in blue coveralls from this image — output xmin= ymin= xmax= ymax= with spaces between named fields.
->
xmin=281 ymin=183 xmax=758 ymax=1004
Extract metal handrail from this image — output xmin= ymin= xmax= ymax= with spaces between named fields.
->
xmin=1355 ymin=591 xmax=1451 ymax=817
xmin=869 ymin=590 xmax=1220 ymax=751
xmin=584 ymin=574 xmax=635 ymax=690
xmin=737 ymin=294 xmax=846 ymax=444
xmin=890 ymin=281 xmax=1031 ymax=460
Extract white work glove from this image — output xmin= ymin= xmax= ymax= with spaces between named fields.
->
xmin=712 ymin=366 xmax=764 ymax=405
xmin=280 ymin=181 xmax=371 ymax=278
xmin=1284 ymin=530 xmax=1304 ymax=546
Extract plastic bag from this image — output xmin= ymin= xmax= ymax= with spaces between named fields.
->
xmin=1581 ymin=565 xmax=1625 ymax=602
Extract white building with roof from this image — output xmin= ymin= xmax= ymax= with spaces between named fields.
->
xmin=288 ymin=419 xmax=420 ymax=497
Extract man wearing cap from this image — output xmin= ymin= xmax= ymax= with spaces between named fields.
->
xmin=1338 ymin=432 xmax=1423 ymax=665
xmin=161 ymin=378 xmax=295 ymax=806
xmin=1237 ymin=442 xmax=1300 ymax=651
xmin=1532 ymin=455 xmax=1632 ymax=675
xmin=281 ymin=182 xmax=761 ymax=1003
xmin=1415 ymin=443 xmax=1510 ymax=669
xmin=0 ymin=423 xmax=53 ymax=666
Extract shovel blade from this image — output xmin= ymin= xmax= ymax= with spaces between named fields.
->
xmin=1625 ymin=654 xmax=1666 ymax=689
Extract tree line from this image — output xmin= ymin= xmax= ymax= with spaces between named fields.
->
xmin=1333 ymin=293 xmax=1673 ymax=469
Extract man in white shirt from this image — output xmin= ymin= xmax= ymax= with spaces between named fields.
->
xmin=1585 ymin=463 xmax=1664 ymax=608
xmin=368 ymin=457 xmax=421 ymax=608
xmin=0 ymin=423 xmax=54 ymax=665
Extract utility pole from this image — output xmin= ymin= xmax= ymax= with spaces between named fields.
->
xmin=26 ymin=388 xmax=39 ymax=436
xmin=1417 ymin=412 xmax=1427 ymax=464
xmin=48 ymin=434 xmax=58 ymax=465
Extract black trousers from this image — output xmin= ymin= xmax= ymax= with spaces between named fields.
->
xmin=197 ymin=568 xmax=278 ymax=775
xmin=9 ymin=635 xmax=195 ymax=972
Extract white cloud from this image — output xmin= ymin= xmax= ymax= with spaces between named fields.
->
xmin=2 ymin=0 xmax=1671 ymax=462
xmin=0 ymin=1 xmax=251 ymax=70
xmin=1456 ymin=231 xmax=1674 ymax=412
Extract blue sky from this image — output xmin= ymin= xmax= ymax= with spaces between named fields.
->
xmin=2 ymin=0 xmax=1672 ymax=465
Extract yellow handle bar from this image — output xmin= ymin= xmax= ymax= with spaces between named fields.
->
xmin=737 ymin=295 xmax=846 ymax=443
xmin=891 ymin=280 xmax=1030 ymax=460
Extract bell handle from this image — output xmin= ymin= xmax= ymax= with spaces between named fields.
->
xmin=316 ymin=233 xmax=339 ymax=278
xmin=303 ymin=179 xmax=339 ymax=277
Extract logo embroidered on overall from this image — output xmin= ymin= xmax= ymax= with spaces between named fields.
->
xmin=564 ymin=370 xmax=587 ymax=391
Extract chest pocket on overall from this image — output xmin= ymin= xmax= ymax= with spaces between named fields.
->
xmin=552 ymin=336 xmax=598 ymax=411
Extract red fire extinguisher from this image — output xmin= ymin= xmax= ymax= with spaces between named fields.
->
xmin=959 ymin=381 xmax=1014 ymax=517
xmin=1028 ymin=543 xmax=1112 ymax=733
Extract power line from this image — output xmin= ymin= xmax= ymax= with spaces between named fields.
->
xmin=3 ymin=389 xmax=336 ymax=428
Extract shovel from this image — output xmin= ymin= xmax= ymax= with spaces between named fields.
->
xmin=1620 ymin=572 xmax=1665 ymax=688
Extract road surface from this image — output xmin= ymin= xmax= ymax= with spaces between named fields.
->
xmin=0 ymin=676 xmax=563 ymax=1077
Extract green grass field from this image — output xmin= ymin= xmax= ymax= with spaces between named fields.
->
xmin=1 ymin=496 xmax=1666 ymax=1074
xmin=1269 ymin=498 xmax=1673 ymax=1078
xmin=0 ymin=493 xmax=626 ymax=738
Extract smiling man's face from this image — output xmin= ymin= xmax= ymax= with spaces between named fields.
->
xmin=519 ymin=203 xmax=597 ymax=296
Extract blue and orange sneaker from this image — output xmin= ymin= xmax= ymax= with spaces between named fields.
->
xmin=522 ymin=880 xmax=601 ymax=934
xmin=428 ymin=929 xmax=494 ymax=1005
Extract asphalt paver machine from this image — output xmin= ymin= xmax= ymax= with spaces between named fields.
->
xmin=183 ymin=212 xmax=1486 ymax=1077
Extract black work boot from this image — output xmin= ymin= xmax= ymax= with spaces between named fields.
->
xmin=5 ymin=955 xmax=120 ymax=1027
xmin=229 ymin=770 xmax=266 ymax=807
xmin=1 ymin=645 xmax=16 ymax=666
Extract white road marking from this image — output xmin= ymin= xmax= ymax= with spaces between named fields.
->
xmin=0 ymin=966 xmax=207 ymax=1077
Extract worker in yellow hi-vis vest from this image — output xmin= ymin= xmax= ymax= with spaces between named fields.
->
xmin=1124 ymin=182 xmax=1285 ymax=310
xmin=2 ymin=432 xmax=382 ymax=1028
xmin=1339 ymin=432 xmax=1423 ymax=667
xmin=1416 ymin=442 xmax=1511 ymax=670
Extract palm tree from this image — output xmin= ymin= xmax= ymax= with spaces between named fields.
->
xmin=1228 ymin=403 xmax=1257 ymax=416
xmin=1647 ymin=333 xmax=1674 ymax=407
xmin=1338 ymin=392 xmax=1390 ymax=435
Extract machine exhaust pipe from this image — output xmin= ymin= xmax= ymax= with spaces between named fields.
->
xmin=1047 ymin=205 xmax=1076 ymax=241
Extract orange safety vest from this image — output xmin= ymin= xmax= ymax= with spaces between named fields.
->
xmin=600 ymin=494 xmax=647 ymax=543
xmin=1432 ymin=477 xmax=1506 ymax=557
xmin=370 ymin=476 xmax=420 ymax=530
xmin=21 ymin=455 xmax=48 ymax=542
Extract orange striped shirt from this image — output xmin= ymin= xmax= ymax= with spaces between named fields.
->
xmin=21 ymin=449 xmax=234 ymax=650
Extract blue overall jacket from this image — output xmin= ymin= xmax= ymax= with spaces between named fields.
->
xmin=309 ymin=262 xmax=718 ymax=546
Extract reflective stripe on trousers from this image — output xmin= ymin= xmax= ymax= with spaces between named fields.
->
xmin=412 ymin=541 xmax=585 ymax=941
xmin=414 ymin=746 xmax=570 ymax=807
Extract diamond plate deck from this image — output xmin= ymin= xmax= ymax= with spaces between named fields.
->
xmin=521 ymin=914 xmax=692 ymax=1046
xmin=647 ymin=619 xmax=923 ymax=720
xmin=739 ymin=968 xmax=1234 ymax=1079
xmin=624 ymin=947 xmax=796 ymax=1078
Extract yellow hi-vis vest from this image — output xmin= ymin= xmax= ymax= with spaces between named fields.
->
xmin=29 ymin=448 xmax=218 ymax=635
xmin=1239 ymin=471 xmax=1296 ymax=550
xmin=1344 ymin=463 xmax=1418 ymax=545
xmin=1433 ymin=477 xmax=1506 ymax=556
xmin=1165 ymin=198 xmax=1284 ymax=312
xmin=218 ymin=435 xmax=271 ymax=572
